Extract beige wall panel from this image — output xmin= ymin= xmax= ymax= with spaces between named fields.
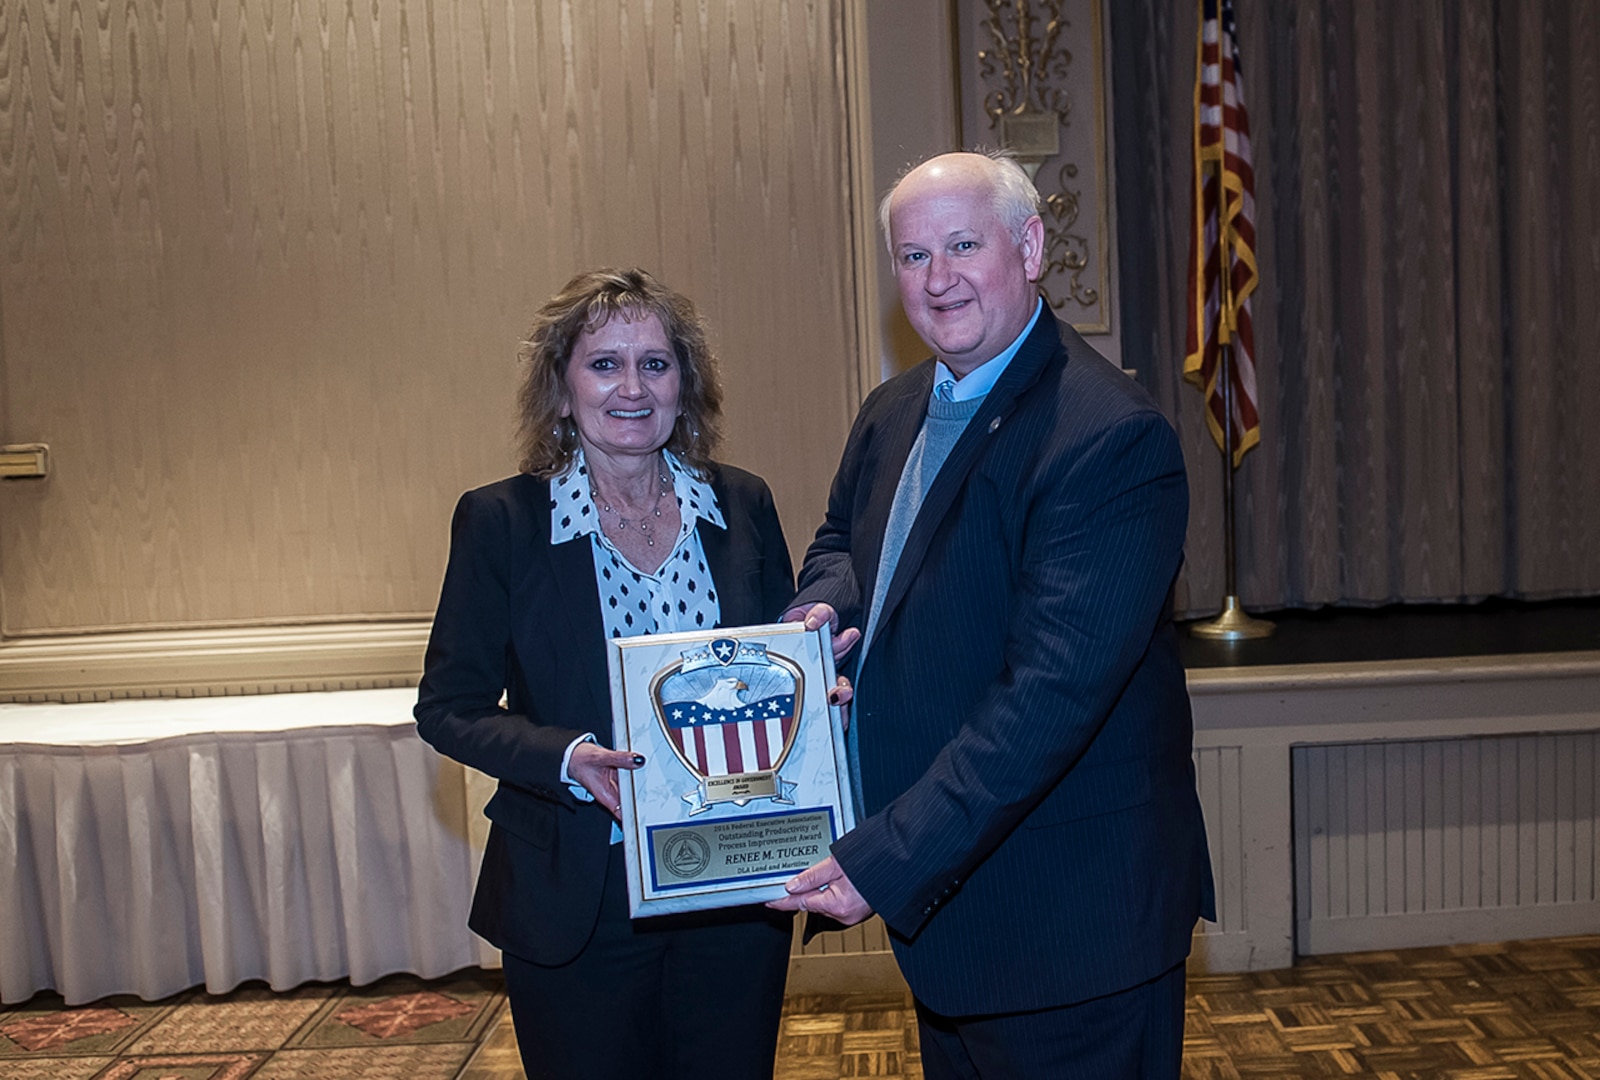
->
xmin=0 ymin=0 xmax=856 ymax=636
xmin=859 ymin=1 xmax=962 ymax=382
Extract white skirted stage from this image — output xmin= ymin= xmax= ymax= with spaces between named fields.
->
xmin=0 ymin=690 xmax=498 ymax=1005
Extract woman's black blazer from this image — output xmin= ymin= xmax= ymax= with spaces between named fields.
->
xmin=415 ymin=464 xmax=794 ymax=964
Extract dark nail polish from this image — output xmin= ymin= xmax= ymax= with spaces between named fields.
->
xmin=632 ymin=754 xmax=646 ymax=766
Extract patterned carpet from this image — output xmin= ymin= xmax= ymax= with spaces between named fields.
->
xmin=2 ymin=936 xmax=1597 ymax=1079
xmin=0 ymin=970 xmax=507 ymax=1080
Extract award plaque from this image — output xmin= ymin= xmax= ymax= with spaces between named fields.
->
xmin=607 ymin=621 xmax=856 ymax=917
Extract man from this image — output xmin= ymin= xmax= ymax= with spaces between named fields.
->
xmin=768 ymin=151 xmax=1215 ymax=1077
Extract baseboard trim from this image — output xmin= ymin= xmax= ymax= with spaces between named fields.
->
xmin=0 ymin=621 xmax=431 ymax=703
xmin=1299 ymin=904 xmax=1600 ymax=957
xmin=785 ymin=951 xmax=907 ymax=996
xmin=1190 ymin=929 xmax=1290 ymax=974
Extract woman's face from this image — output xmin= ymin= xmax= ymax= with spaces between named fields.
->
xmin=561 ymin=310 xmax=682 ymax=467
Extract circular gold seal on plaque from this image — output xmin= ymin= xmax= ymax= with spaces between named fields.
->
xmin=662 ymin=833 xmax=712 ymax=879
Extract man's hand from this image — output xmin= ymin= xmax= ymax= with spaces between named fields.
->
xmin=568 ymin=743 xmax=644 ymax=822
xmin=765 ymin=856 xmax=873 ymax=926
xmin=781 ymin=602 xmax=862 ymax=663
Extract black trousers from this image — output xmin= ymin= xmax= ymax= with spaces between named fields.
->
xmin=914 ymin=960 xmax=1188 ymax=1079
xmin=501 ymin=844 xmax=792 ymax=1080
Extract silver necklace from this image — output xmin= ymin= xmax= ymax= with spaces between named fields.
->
xmin=592 ymin=469 xmax=672 ymax=545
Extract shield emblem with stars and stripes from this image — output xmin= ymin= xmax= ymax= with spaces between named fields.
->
xmin=649 ymin=637 xmax=803 ymax=809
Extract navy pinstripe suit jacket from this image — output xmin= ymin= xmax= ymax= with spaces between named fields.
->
xmin=793 ymin=313 xmax=1216 ymax=1016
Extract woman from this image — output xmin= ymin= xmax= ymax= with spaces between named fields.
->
xmin=415 ymin=268 xmax=795 ymax=1080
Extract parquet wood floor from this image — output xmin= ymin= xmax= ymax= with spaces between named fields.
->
xmin=772 ymin=936 xmax=1600 ymax=1080
xmin=3 ymin=936 xmax=1596 ymax=1078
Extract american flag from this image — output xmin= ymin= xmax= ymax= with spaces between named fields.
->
xmin=1184 ymin=0 xmax=1259 ymax=467
xmin=664 ymin=693 xmax=795 ymax=776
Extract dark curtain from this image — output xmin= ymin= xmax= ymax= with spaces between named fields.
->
xmin=1112 ymin=0 xmax=1600 ymax=617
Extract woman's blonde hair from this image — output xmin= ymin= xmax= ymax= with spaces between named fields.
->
xmin=516 ymin=268 xmax=724 ymax=479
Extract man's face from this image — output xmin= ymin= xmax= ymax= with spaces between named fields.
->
xmin=889 ymin=158 xmax=1043 ymax=377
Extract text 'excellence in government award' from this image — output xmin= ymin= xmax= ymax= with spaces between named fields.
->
xmin=607 ymin=621 xmax=856 ymax=917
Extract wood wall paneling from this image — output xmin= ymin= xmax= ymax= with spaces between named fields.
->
xmin=1294 ymin=732 xmax=1600 ymax=955
xmin=0 ymin=0 xmax=857 ymax=639
xmin=1194 ymin=745 xmax=1245 ymax=938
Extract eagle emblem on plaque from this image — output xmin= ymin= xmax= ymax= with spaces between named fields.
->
xmin=650 ymin=638 xmax=803 ymax=814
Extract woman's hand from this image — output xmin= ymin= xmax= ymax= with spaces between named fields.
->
xmin=827 ymin=675 xmax=854 ymax=732
xmin=781 ymin=602 xmax=862 ymax=662
xmin=569 ymin=742 xmax=645 ymax=821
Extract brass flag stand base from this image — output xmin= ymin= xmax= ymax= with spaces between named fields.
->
xmin=1190 ymin=594 xmax=1275 ymax=640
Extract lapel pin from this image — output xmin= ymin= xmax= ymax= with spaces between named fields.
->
xmin=988 ymin=416 xmax=1002 ymax=433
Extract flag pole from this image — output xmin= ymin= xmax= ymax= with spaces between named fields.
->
xmin=1191 ymin=176 xmax=1273 ymax=641
xmin=1190 ymin=341 xmax=1273 ymax=640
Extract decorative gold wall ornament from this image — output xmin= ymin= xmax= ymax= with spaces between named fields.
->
xmin=977 ymin=0 xmax=1096 ymax=313
xmin=1040 ymin=163 xmax=1099 ymax=309
xmin=979 ymin=0 xmax=1072 ymax=170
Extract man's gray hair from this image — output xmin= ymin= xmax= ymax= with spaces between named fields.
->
xmin=878 ymin=149 xmax=1042 ymax=253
